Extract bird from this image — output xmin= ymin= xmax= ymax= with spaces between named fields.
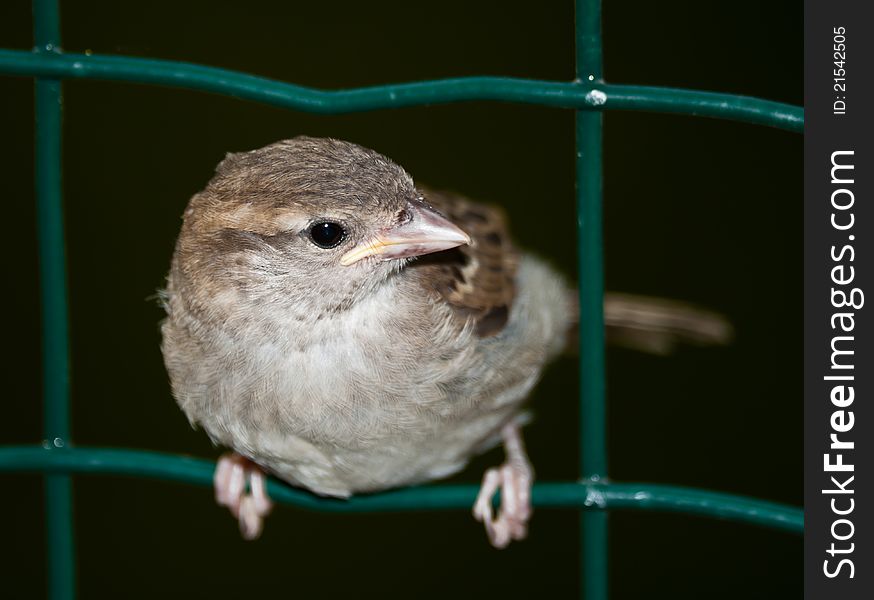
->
xmin=160 ymin=136 xmax=731 ymax=547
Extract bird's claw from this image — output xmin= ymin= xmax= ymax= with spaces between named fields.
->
xmin=472 ymin=424 xmax=533 ymax=548
xmin=214 ymin=453 xmax=273 ymax=540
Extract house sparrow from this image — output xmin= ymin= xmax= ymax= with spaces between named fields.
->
xmin=161 ymin=136 xmax=571 ymax=547
xmin=161 ymin=136 xmax=731 ymax=547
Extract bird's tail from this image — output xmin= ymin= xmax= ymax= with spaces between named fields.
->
xmin=567 ymin=292 xmax=734 ymax=356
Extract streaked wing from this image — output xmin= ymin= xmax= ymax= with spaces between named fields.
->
xmin=410 ymin=187 xmax=519 ymax=338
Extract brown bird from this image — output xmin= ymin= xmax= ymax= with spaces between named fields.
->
xmin=160 ymin=137 xmax=730 ymax=547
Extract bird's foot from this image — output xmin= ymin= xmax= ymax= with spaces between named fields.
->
xmin=214 ymin=452 xmax=273 ymax=540
xmin=472 ymin=423 xmax=533 ymax=548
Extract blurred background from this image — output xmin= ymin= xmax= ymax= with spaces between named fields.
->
xmin=0 ymin=0 xmax=801 ymax=598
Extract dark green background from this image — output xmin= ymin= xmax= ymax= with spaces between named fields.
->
xmin=1 ymin=1 xmax=801 ymax=598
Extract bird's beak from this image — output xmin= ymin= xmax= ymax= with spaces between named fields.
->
xmin=340 ymin=202 xmax=471 ymax=266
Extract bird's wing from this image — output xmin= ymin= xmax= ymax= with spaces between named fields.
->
xmin=409 ymin=187 xmax=519 ymax=338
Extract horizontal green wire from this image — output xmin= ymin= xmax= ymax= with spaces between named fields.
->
xmin=0 ymin=49 xmax=802 ymax=131
xmin=0 ymin=445 xmax=802 ymax=533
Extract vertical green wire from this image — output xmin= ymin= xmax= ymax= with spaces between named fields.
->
xmin=34 ymin=0 xmax=75 ymax=598
xmin=575 ymin=0 xmax=607 ymax=598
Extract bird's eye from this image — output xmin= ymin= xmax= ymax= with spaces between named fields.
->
xmin=309 ymin=221 xmax=346 ymax=249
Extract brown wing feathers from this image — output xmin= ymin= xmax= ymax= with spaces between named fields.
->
xmin=413 ymin=188 xmax=518 ymax=338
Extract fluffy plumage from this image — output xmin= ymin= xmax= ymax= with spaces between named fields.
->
xmin=161 ymin=137 xmax=573 ymax=508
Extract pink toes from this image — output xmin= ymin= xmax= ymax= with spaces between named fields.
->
xmin=214 ymin=453 xmax=274 ymax=540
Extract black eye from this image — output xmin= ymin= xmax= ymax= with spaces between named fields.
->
xmin=309 ymin=221 xmax=346 ymax=249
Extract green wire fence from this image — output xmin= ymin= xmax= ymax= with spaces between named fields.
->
xmin=0 ymin=0 xmax=803 ymax=599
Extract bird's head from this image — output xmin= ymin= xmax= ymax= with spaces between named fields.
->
xmin=173 ymin=137 xmax=470 ymax=316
